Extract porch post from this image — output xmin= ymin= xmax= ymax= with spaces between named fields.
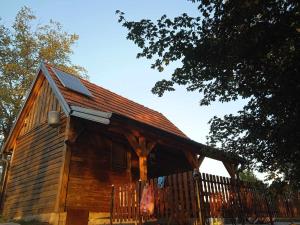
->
xmin=139 ymin=156 xmax=147 ymax=181
xmin=126 ymin=133 xmax=156 ymax=181
xmin=184 ymin=150 xmax=205 ymax=169
xmin=222 ymin=161 xmax=238 ymax=179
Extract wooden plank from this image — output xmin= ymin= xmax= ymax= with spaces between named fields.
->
xmin=127 ymin=184 xmax=131 ymax=220
xmin=5 ymin=204 xmax=55 ymax=218
xmin=14 ymin=128 xmax=65 ymax=160
xmin=218 ymin=176 xmax=227 ymax=217
xmin=56 ymin=116 xmax=72 ymax=212
xmin=7 ymin=171 xmax=62 ymax=194
xmin=134 ymin=181 xmax=139 ymax=221
xmin=7 ymin=162 xmax=62 ymax=190
xmin=172 ymin=173 xmax=179 ymax=220
xmin=39 ymin=80 xmax=47 ymax=123
xmin=30 ymin=92 xmax=37 ymax=128
xmin=120 ymin=186 xmax=124 ymax=223
xmin=35 ymin=81 xmax=44 ymax=126
xmin=183 ymin=171 xmax=191 ymax=218
xmin=200 ymin=173 xmax=208 ymax=219
xmin=114 ymin=186 xmax=119 ymax=222
xmin=5 ymin=188 xmax=58 ymax=206
xmin=225 ymin=177 xmax=233 ymax=217
xmin=5 ymin=182 xmax=59 ymax=202
xmin=2 ymin=74 xmax=47 ymax=152
xmin=161 ymin=178 xmax=167 ymax=218
xmin=17 ymin=116 xmax=66 ymax=143
xmin=167 ymin=175 xmax=173 ymax=219
xmin=198 ymin=172 xmax=205 ymax=223
xmin=222 ymin=176 xmax=230 ymax=208
xmin=215 ymin=175 xmax=223 ymax=217
xmin=5 ymin=194 xmax=57 ymax=211
xmin=10 ymin=141 xmax=63 ymax=172
xmin=188 ymin=171 xmax=197 ymax=218
xmin=14 ymin=123 xmax=64 ymax=154
xmin=125 ymin=185 xmax=129 ymax=221
xmin=204 ymin=173 xmax=212 ymax=217
xmin=4 ymin=199 xmax=56 ymax=216
xmin=12 ymin=143 xmax=64 ymax=172
xmin=178 ymin=172 xmax=185 ymax=220
xmin=149 ymin=179 xmax=155 ymax=220
xmin=45 ymin=80 xmax=53 ymax=119
xmin=9 ymin=147 xmax=63 ymax=179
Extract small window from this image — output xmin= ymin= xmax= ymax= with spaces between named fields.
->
xmin=111 ymin=142 xmax=127 ymax=170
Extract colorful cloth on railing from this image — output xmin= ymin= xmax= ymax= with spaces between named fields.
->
xmin=140 ymin=184 xmax=154 ymax=215
xmin=157 ymin=176 xmax=166 ymax=188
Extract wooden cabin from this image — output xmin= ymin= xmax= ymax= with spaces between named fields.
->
xmin=0 ymin=62 xmax=242 ymax=225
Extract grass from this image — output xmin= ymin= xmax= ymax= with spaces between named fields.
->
xmin=13 ymin=219 xmax=50 ymax=225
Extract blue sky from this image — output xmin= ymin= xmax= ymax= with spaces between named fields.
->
xmin=1 ymin=1 xmax=251 ymax=177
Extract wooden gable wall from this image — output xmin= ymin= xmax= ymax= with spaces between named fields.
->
xmin=2 ymin=74 xmax=67 ymax=218
xmin=65 ymin=129 xmax=132 ymax=213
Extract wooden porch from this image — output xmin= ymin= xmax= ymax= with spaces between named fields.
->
xmin=109 ymin=171 xmax=300 ymax=225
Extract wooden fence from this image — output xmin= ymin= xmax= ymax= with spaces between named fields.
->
xmin=110 ymin=171 xmax=300 ymax=224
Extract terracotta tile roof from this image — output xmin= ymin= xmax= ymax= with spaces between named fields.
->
xmin=45 ymin=64 xmax=188 ymax=138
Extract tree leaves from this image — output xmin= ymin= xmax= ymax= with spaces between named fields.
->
xmin=0 ymin=6 xmax=86 ymax=146
xmin=117 ymin=0 xmax=300 ymax=187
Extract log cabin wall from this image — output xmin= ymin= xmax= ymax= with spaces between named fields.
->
xmin=66 ymin=129 xmax=132 ymax=213
xmin=65 ymin=124 xmax=193 ymax=215
xmin=2 ymin=77 xmax=67 ymax=219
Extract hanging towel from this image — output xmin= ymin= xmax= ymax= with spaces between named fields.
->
xmin=140 ymin=184 xmax=154 ymax=215
xmin=157 ymin=176 xmax=166 ymax=188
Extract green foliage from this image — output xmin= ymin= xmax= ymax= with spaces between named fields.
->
xmin=0 ymin=6 xmax=86 ymax=146
xmin=117 ymin=0 xmax=300 ymax=187
xmin=239 ymin=170 xmax=259 ymax=183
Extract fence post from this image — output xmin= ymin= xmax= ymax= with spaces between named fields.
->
xmin=110 ymin=184 xmax=115 ymax=225
xmin=264 ymin=192 xmax=274 ymax=225
xmin=236 ymin=174 xmax=246 ymax=225
xmin=193 ymin=169 xmax=203 ymax=225
xmin=138 ymin=179 xmax=142 ymax=225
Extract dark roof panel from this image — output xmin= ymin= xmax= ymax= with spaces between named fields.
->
xmin=52 ymin=67 xmax=93 ymax=97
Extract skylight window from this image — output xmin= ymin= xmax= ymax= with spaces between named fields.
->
xmin=51 ymin=68 xmax=92 ymax=97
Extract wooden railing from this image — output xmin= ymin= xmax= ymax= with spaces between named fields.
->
xmin=110 ymin=171 xmax=300 ymax=224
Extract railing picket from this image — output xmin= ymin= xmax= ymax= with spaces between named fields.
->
xmin=128 ymin=184 xmax=131 ymax=221
xmin=188 ymin=171 xmax=197 ymax=218
xmin=116 ymin=186 xmax=120 ymax=222
xmin=110 ymin=170 xmax=300 ymax=223
xmin=167 ymin=175 xmax=174 ymax=219
xmin=178 ymin=172 xmax=185 ymax=221
xmin=183 ymin=172 xmax=191 ymax=218
xmin=173 ymin=173 xmax=179 ymax=221
xmin=201 ymin=173 xmax=209 ymax=219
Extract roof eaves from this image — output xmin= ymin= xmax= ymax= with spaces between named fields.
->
xmin=111 ymin=113 xmax=244 ymax=164
xmin=70 ymin=105 xmax=112 ymax=125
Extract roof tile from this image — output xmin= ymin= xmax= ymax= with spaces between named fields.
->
xmin=45 ymin=65 xmax=187 ymax=138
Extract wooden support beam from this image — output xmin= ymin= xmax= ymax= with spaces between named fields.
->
xmin=64 ymin=118 xmax=85 ymax=146
xmin=222 ymin=161 xmax=238 ymax=179
xmin=55 ymin=117 xmax=72 ymax=212
xmin=125 ymin=132 xmax=156 ymax=181
xmin=184 ymin=151 xmax=205 ymax=169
